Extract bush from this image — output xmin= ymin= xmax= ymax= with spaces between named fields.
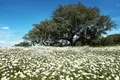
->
xmin=14 ymin=41 xmax=31 ymax=47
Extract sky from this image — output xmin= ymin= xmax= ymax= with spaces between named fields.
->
xmin=0 ymin=0 xmax=120 ymax=47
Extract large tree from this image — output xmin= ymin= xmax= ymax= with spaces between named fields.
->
xmin=23 ymin=2 xmax=116 ymax=46
xmin=52 ymin=3 xmax=116 ymax=45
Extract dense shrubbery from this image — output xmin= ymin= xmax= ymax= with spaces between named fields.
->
xmin=105 ymin=34 xmax=120 ymax=45
xmin=91 ymin=34 xmax=120 ymax=46
xmin=14 ymin=41 xmax=31 ymax=47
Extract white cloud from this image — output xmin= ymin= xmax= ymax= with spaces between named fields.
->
xmin=10 ymin=39 xmax=24 ymax=45
xmin=0 ymin=25 xmax=23 ymax=47
xmin=14 ymin=39 xmax=24 ymax=44
xmin=0 ymin=41 xmax=6 ymax=44
xmin=0 ymin=41 xmax=7 ymax=47
xmin=0 ymin=39 xmax=24 ymax=47
xmin=0 ymin=27 xmax=10 ymax=30
xmin=0 ymin=40 xmax=13 ymax=47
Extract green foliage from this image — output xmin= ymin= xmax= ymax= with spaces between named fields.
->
xmin=106 ymin=34 xmax=120 ymax=43
xmin=14 ymin=41 xmax=31 ymax=47
xmin=105 ymin=34 xmax=120 ymax=45
xmin=23 ymin=2 xmax=116 ymax=46
xmin=91 ymin=34 xmax=120 ymax=47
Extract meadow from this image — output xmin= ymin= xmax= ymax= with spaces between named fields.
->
xmin=0 ymin=46 xmax=120 ymax=80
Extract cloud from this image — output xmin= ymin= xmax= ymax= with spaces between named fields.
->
xmin=0 ymin=27 xmax=10 ymax=30
xmin=0 ymin=31 xmax=13 ymax=40
xmin=0 ymin=39 xmax=24 ymax=47
xmin=14 ymin=39 xmax=24 ymax=44
xmin=0 ymin=41 xmax=6 ymax=44
xmin=0 ymin=25 xmax=24 ymax=47
xmin=0 ymin=41 xmax=7 ymax=47
xmin=0 ymin=40 xmax=14 ymax=47
xmin=9 ymin=39 xmax=24 ymax=45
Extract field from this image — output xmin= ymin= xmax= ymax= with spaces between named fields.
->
xmin=0 ymin=46 xmax=120 ymax=80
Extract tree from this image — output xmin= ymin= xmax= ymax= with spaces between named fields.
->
xmin=23 ymin=2 xmax=116 ymax=46
xmin=14 ymin=41 xmax=31 ymax=47
xmin=23 ymin=29 xmax=39 ymax=46
xmin=23 ymin=19 xmax=59 ymax=46
xmin=52 ymin=2 xmax=116 ymax=46
xmin=105 ymin=34 xmax=120 ymax=45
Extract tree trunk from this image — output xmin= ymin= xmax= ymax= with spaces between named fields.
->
xmin=32 ymin=41 xmax=35 ymax=46
xmin=69 ymin=39 xmax=76 ymax=46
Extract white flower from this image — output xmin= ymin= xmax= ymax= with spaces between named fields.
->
xmin=12 ymin=60 xmax=18 ymax=66
xmin=93 ymin=74 xmax=97 ymax=79
xmin=42 ymin=71 xmax=50 ymax=76
xmin=66 ymin=75 xmax=70 ymax=80
xmin=0 ymin=46 xmax=120 ymax=80
xmin=42 ymin=76 xmax=47 ymax=80
xmin=1 ymin=76 xmax=8 ymax=80
xmin=35 ymin=69 xmax=40 ymax=73
xmin=52 ymin=71 xmax=57 ymax=76
xmin=60 ymin=75 xmax=64 ymax=79
xmin=100 ymin=75 xmax=104 ymax=78
xmin=19 ymin=73 xmax=26 ymax=78
xmin=26 ymin=72 xmax=31 ymax=76
xmin=0 ymin=63 xmax=2 ymax=65
xmin=115 ymin=75 xmax=119 ymax=80
xmin=62 ymin=69 xmax=67 ymax=73
xmin=70 ymin=77 xmax=74 ymax=80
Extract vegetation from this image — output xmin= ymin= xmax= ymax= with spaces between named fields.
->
xmin=14 ymin=41 xmax=31 ymax=47
xmin=90 ymin=34 xmax=120 ymax=46
xmin=1 ymin=1 xmax=120 ymax=80
xmin=22 ymin=2 xmax=116 ymax=46
xmin=105 ymin=34 xmax=120 ymax=45
xmin=0 ymin=46 xmax=120 ymax=80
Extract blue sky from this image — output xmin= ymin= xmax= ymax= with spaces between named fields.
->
xmin=0 ymin=0 xmax=120 ymax=47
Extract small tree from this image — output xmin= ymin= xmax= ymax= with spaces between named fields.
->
xmin=14 ymin=41 xmax=31 ymax=47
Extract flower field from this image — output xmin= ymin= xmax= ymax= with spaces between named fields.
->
xmin=0 ymin=46 xmax=120 ymax=80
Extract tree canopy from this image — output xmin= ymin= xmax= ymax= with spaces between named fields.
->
xmin=23 ymin=2 xmax=116 ymax=46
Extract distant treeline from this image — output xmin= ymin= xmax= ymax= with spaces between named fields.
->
xmin=94 ymin=34 xmax=120 ymax=46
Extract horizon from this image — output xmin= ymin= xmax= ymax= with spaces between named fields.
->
xmin=0 ymin=0 xmax=120 ymax=47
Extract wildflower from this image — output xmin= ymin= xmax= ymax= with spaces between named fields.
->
xmin=19 ymin=73 xmax=26 ymax=78
xmin=115 ymin=75 xmax=119 ymax=80
xmin=1 ymin=76 xmax=8 ymax=80
xmin=66 ymin=75 xmax=70 ymax=80
xmin=60 ymin=75 xmax=64 ymax=80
